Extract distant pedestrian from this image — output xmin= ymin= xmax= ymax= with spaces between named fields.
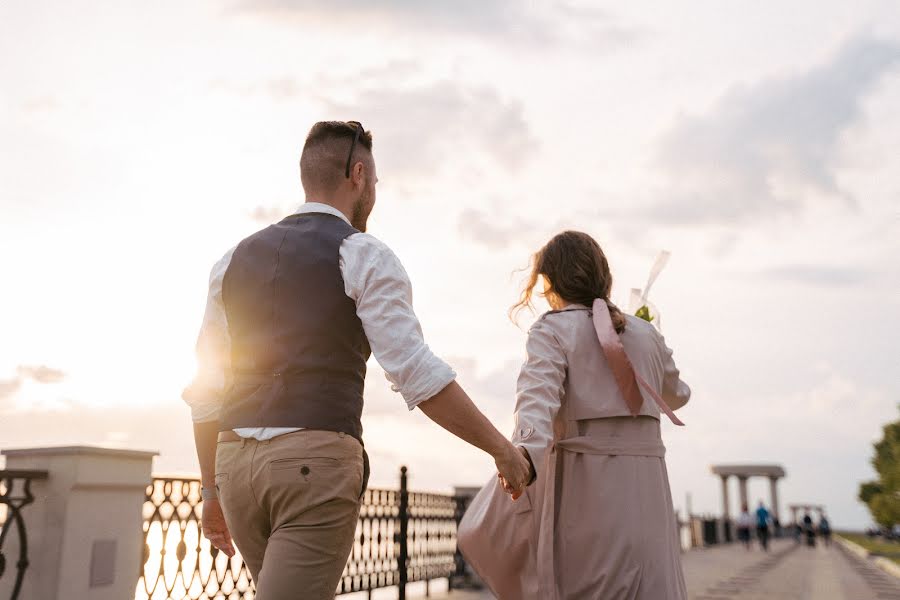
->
xmin=818 ymin=514 xmax=831 ymax=547
xmin=803 ymin=512 xmax=816 ymax=547
xmin=756 ymin=502 xmax=771 ymax=551
xmin=736 ymin=504 xmax=753 ymax=550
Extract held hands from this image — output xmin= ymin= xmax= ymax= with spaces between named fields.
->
xmin=495 ymin=442 xmax=533 ymax=500
xmin=201 ymin=498 xmax=236 ymax=557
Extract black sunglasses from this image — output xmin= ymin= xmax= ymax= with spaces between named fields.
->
xmin=345 ymin=121 xmax=364 ymax=179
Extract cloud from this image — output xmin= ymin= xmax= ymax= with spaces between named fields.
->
xmin=219 ymin=64 xmax=537 ymax=190
xmin=248 ymin=205 xmax=289 ymax=224
xmin=21 ymin=97 xmax=60 ymax=113
xmin=650 ymin=35 xmax=900 ymax=225
xmin=0 ymin=364 xmax=66 ymax=403
xmin=0 ymin=378 xmax=20 ymax=401
xmin=324 ymin=79 xmax=537 ymax=179
xmin=235 ymin=0 xmax=638 ymax=48
xmin=17 ymin=364 xmax=66 ymax=383
xmin=457 ymin=208 xmax=544 ymax=250
xmin=455 ymin=204 xmax=633 ymax=252
xmin=208 ymin=77 xmax=303 ymax=101
xmin=758 ymin=265 xmax=872 ymax=287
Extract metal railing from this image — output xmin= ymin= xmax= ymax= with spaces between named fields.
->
xmin=0 ymin=469 xmax=48 ymax=600
xmin=137 ymin=466 xmax=469 ymax=600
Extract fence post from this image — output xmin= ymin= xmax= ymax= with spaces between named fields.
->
xmin=449 ymin=486 xmax=483 ymax=590
xmin=0 ymin=470 xmax=48 ymax=600
xmin=398 ymin=465 xmax=409 ymax=600
xmin=0 ymin=446 xmax=156 ymax=600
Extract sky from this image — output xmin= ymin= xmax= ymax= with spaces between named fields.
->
xmin=1 ymin=0 xmax=899 ymax=530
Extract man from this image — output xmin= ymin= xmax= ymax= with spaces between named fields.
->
xmin=756 ymin=501 xmax=770 ymax=551
xmin=803 ymin=512 xmax=816 ymax=547
xmin=183 ymin=121 xmax=531 ymax=599
xmin=818 ymin=513 xmax=831 ymax=547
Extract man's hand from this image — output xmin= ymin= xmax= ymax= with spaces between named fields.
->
xmin=201 ymin=498 xmax=235 ymax=557
xmin=494 ymin=442 xmax=531 ymax=500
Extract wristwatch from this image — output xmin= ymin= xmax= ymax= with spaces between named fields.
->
xmin=201 ymin=486 xmax=219 ymax=502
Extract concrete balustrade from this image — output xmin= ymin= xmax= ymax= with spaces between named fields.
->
xmin=0 ymin=446 xmax=157 ymax=600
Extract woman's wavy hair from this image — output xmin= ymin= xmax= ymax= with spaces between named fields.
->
xmin=510 ymin=230 xmax=627 ymax=333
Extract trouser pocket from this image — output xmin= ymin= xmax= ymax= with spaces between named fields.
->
xmin=360 ymin=448 xmax=370 ymax=499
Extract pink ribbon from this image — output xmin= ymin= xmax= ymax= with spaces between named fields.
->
xmin=592 ymin=299 xmax=685 ymax=427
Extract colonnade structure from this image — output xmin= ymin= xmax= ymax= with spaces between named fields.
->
xmin=711 ymin=464 xmax=786 ymax=523
xmin=788 ymin=503 xmax=825 ymax=524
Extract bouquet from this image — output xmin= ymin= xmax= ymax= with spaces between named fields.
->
xmin=628 ymin=250 xmax=670 ymax=330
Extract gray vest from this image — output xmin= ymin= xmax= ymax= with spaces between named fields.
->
xmin=219 ymin=212 xmax=371 ymax=442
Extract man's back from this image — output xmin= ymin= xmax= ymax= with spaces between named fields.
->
xmin=220 ymin=212 xmax=370 ymax=439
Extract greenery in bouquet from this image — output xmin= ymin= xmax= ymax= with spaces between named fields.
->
xmin=634 ymin=305 xmax=654 ymax=323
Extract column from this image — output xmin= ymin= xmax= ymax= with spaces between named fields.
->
xmin=720 ymin=475 xmax=731 ymax=543
xmin=738 ymin=476 xmax=749 ymax=510
xmin=451 ymin=485 xmax=485 ymax=589
xmin=0 ymin=446 xmax=157 ymax=600
xmin=769 ymin=476 xmax=780 ymax=523
xmin=720 ymin=475 xmax=731 ymax=520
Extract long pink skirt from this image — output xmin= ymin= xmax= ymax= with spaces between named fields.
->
xmin=459 ymin=416 xmax=687 ymax=600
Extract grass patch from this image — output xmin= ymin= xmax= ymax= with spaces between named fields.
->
xmin=840 ymin=533 xmax=900 ymax=565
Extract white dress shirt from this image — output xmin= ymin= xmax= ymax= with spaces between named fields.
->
xmin=182 ymin=202 xmax=456 ymax=440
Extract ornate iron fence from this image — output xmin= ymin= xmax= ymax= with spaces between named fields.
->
xmin=137 ymin=477 xmax=253 ymax=600
xmin=0 ymin=469 xmax=48 ymax=600
xmin=137 ymin=466 xmax=470 ymax=600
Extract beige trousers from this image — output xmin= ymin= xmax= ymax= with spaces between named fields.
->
xmin=215 ymin=429 xmax=364 ymax=600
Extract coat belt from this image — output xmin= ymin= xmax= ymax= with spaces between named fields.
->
xmin=536 ymin=434 xmax=667 ymax=600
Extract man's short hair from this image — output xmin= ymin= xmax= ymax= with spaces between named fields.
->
xmin=300 ymin=121 xmax=373 ymax=193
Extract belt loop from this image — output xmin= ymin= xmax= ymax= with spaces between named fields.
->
xmin=240 ymin=437 xmax=247 ymax=448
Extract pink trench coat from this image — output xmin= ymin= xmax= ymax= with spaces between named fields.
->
xmin=458 ymin=300 xmax=690 ymax=600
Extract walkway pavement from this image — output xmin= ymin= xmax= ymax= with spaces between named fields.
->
xmin=422 ymin=538 xmax=900 ymax=599
xmin=685 ymin=538 xmax=900 ymax=599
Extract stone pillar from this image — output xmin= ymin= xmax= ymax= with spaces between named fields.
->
xmin=720 ymin=475 xmax=731 ymax=520
xmin=0 ymin=446 xmax=157 ymax=600
xmin=450 ymin=486 xmax=485 ymax=589
xmin=768 ymin=476 xmax=780 ymax=522
xmin=719 ymin=475 xmax=731 ymax=543
xmin=738 ymin=476 xmax=749 ymax=510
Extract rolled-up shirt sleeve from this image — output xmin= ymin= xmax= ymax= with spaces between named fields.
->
xmin=512 ymin=318 xmax=567 ymax=481
xmin=182 ymin=247 xmax=235 ymax=423
xmin=341 ymin=234 xmax=456 ymax=410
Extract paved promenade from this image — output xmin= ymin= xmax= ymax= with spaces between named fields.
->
xmin=684 ymin=538 xmax=900 ymax=599
xmin=421 ymin=538 xmax=900 ymax=600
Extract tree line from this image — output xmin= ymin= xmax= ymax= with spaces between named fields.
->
xmin=859 ymin=406 xmax=900 ymax=529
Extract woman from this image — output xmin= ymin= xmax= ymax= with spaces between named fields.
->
xmin=459 ymin=231 xmax=690 ymax=600
xmin=737 ymin=504 xmax=754 ymax=550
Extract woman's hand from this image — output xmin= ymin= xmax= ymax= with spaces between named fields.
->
xmin=499 ymin=446 xmax=535 ymax=500
xmin=201 ymin=498 xmax=236 ymax=557
xmin=494 ymin=441 xmax=531 ymax=499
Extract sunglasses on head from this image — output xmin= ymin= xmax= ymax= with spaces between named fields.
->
xmin=345 ymin=121 xmax=365 ymax=179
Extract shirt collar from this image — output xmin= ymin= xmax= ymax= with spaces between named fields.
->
xmin=295 ymin=202 xmax=352 ymax=227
